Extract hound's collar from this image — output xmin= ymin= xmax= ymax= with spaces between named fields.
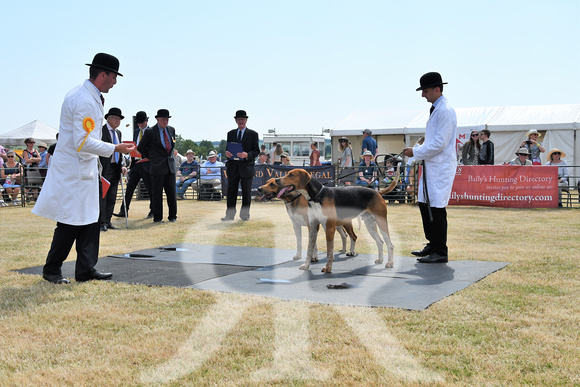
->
xmin=309 ymin=185 xmax=324 ymax=201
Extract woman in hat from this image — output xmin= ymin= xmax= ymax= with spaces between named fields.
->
xmin=546 ymin=148 xmax=569 ymax=207
xmin=355 ymin=150 xmax=379 ymax=190
xmin=280 ymin=152 xmax=293 ymax=166
xmin=461 ymin=130 xmax=480 ymax=165
xmin=338 ymin=137 xmax=354 ymax=185
xmin=520 ymin=129 xmax=545 ymax=164
xmin=509 ymin=147 xmax=532 ymax=166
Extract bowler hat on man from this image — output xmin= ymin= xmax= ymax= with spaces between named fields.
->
xmin=234 ymin=110 xmax=248 ymax=119
xmin=85 ymin=53 xmax=123 ymax=76
xmin=155 ymin=109 xmax=171 ymax=118
xmin=416 ymin=72 xmax=448 ymax=91
xmin=135 ymin=111 xmax=148 ymax=124
xmin=105 ymin=107 xmax=124 ymax=120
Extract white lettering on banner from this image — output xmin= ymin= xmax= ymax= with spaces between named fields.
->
xmin=519 ymin=175 xmax=553 ymax=183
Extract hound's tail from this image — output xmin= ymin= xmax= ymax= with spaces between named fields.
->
xmin=378 ymin=165 xmax=401 ymax=195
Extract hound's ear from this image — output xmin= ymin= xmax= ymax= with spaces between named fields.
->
xmin=298 ymin=169 xmax=311 ymax=187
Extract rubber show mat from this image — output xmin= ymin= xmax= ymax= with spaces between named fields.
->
xmin=16 ymin=243 xmax=508 ymax=310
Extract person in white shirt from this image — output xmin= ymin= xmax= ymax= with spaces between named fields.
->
xmin=200 ymin=150 xmax=224 ymax=188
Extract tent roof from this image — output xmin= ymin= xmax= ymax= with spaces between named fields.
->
xmin=331 ymin=104 xmax=580 ymax=135
xmin=0 ymin=120 xmax=59 ymax=147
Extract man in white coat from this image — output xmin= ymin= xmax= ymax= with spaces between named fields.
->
xmin=32 ymin=53 xmax=135 ymax=284
xmin=403 ymin=72 xmax=457 ymax=263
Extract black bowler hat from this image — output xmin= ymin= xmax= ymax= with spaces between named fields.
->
xmin=416 ymin=72 xmax=447 ymax=91
xmin=135 ymin=111 xmax=149 ymax=123
xmin=105 ymin=107 xmax=124 ymax=120
xmin=234 ymin=110 xmax=248 ymax=119
xmin=155 ymin=109 xmax=171 ymax=118
xmin=85 ymin=53 xmax=123 ymax=76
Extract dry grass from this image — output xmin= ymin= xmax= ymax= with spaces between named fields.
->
xmin=1 ymin=199 xmax=578 ymax=386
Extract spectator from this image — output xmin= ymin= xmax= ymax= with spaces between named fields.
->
xmin=478 ymin=129 xmax=494 ymax=165
xmin=22 ymin=137 xmax=41 ymax=167
xmin=22 ymin=137 xmax=42 ymax=201
xmin=355 ymin=150 xmax=379 ymax=190
xmin=280 ymin=152 xmax=293 ymax=166
xmin=176 ymin=149 xmax=198 ymax=199
xmin=509 ymin=147 xmax=532 ymax=166
xmin=268 ymin=142 xmax=277 ymax=165
xmin=1 ymin=150 xmax=22 ymax=205
xmin=200 ymin=150 xmax=224 ymax=189
xmin=520 ymin=129 xmax=545 ymax=164
xmin=546 ymin=148 xmax=569 ymax=207
xmin=361 ymin=129 xmax=378 ymax=158
xmin=338 ymin=136 xmax=355 ymax=185
xmin=173 ymin=149 xmax=185 ymax=170
xmin=271 ymin=143 xmax=283 ymax=165
xmin=255 ymin=151 xmax=268 ymax=165
xmin=461 ymin=130 xmax=480 ymax=165
xmin=0 ymin=143 xmax=8 ymax=163
xmin=46 ymin=133 xmax=58 ymax=166
xmin=309 ymin=142 xmax=322 ymax=166
xmin=37 ymin=142 xmax=49 ymax=178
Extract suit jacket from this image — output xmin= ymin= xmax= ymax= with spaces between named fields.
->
xmin=226 ymin=127 xmax=260 ymax=179
xmin=99 ymin=124 xmax=123 ymax=176
xmin=32 ymin=79 xmax=115 ymax=225
xmin=137 ymin=124 xmax=176 ymax=176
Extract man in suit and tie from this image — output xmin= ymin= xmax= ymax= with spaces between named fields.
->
xmin=114 ymin=110 xmax=153 ymax=219
xmin=99 ymin=107 xmax=126 ymax=231
xmin=137 ymin=109 xmax=177 ymax=223
xmin=222 ymin=110 xmax=260 ymax=221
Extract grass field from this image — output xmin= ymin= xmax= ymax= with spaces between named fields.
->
xmin=1 ymin=199 xmax=578 ymax=386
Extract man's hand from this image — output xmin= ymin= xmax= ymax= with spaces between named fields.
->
xmin=403 ymin=147 xmax=414 ymax=157
xmin=237 ymin=151 xmax=248 ymax=159
xmin=225 ymin=150 xmax=232 ymax=158
xmin=116 ymin=143 xmax=135 ymax=154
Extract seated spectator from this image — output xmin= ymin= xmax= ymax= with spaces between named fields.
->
xmin=509 ymin=147 xmax=532 ymax=166
xmin=546 ymin=148 xmax=569 ymax=207
xmin=176 ymin=149 xmax=199 ymax=199
xmin=1 ymin=150 xmax=22 ymax=205
xmin=355 ymin=150 xmax=379 ymax=190
xmin=255 ymin=151 xmax=268 ymax=165
xmin=280 ymin=152 xmax=293 ymax=166
xmin=37 ymin=142 xmax=49 ymax=177
xmin=199 ymin=150 xmax=224 ymax=189
xmin=520 ymin=129 xmax=545 ymax=164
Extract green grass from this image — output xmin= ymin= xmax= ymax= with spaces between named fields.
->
xmin=0 ymin=200 xmax=578 ymax=386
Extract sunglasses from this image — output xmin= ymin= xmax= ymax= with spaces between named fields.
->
xmin=7 ymin=155 xmax=14 ymax=158
xmin=471 ymin=134 xmax=479 ymax=137
xmin=553 ymin=152 xmax=561 ymax=155
xmin=517 ymin=153 xmax=527 ymax=156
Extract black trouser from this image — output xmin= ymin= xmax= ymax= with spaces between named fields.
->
xmin=43 ymin=222 xmax=100 ymax=278
xmin=225 ymin=174 xmax=253 ymax=219
xmin=151 ymin=173 xmax=177 ymax=222
xmin=418 ymin=202 xmax=448 ymax=256
xmin=119 ymin=161 xmax=152 ymax=213
xmin=100 ymin=162 xmax=121 ymax=225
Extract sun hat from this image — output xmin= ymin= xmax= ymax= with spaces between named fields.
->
xmin=207 ymin=150 xmax=218 ymax=158
xmin=37 ymin=142 xmax=48 ymax=149
xmin=546 ymin=148 xmax=566 ymax=160
xmin=281 ymin=152 xmax=290 ymax=159
xmin=339 ymin=136 xmax=349 ymax=142
xmin=362 ymin=150 xmax=373 ymax=157
xmin=185 ymin=149 xmax=195 ymax=155
xmin=526 ymin=129 xmax=541 ymax=137
xmin=516 ymin=147 xmax=530 ymax=155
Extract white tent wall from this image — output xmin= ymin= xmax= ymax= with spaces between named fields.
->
xmin=543 ymin=129 xmax=578 ymax=186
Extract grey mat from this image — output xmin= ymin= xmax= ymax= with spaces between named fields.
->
xmin=15 ymin=243 xmax=508 ymax=310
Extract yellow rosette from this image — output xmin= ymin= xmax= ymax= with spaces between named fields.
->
xmin=77 ymin=117 xmax=96 ymax=152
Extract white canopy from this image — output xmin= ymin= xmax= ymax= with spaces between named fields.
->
xmin=0 ymin=120 xmax=59 ymax=147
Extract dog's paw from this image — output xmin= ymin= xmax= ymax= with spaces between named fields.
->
xmin=385 ymin=261 xmax=394 ymax=268
xmin=311 ymin=256 xmax=318 ymax=262
xmin=346 ymin=251 xmax=355 ymax=257
xmin=293 ymin=255 xmax=302 ymax=260
xmin=338 ymin=248 xmax=346 ymax=253
xmin=375 ymin=258 xmax=384 ymax=264
xmin=321 ymin=266 xmax=332 ymax=273
xmin=299 ymin=263 xmax=310 ymax=270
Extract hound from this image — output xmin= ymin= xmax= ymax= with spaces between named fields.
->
xmin=257 ymin=181 xmax=357 ymax=261
xmin=276 ymin=167 xmax=399 ymax=273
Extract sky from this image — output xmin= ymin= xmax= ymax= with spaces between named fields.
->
xmin=2 ymin=0 xmax=579 ymax=142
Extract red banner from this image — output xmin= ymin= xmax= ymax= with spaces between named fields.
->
xmin=449 ymin=166 xmax=558 ymax=208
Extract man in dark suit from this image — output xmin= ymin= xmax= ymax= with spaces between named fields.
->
xmin=137 ymin=109 xmax=177 ymax=223
xmin=99 ymin=107 xmax=126 ymax=231
xmin=114 ymin=110 xmax=153 ymax=219
xmin=222 ymin=110 xmax=260 ymax=221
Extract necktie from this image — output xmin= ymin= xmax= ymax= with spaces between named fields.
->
xmin=430 ymin=105 xmax=434 ymax=115
xmin=111 ymin=129 xmax=119 ymax=163
xmin=100 ymin=95 xmax=105 ymax=106
xmin=163 ymin=128 xmax=171 ymax=154
xmin=138 ymin=129 xmax=143 ymax=144
xmin=237 ymin=130 xmax=242 ymax=142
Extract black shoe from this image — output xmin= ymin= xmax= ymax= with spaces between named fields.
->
xmin=76 ymin=271 xmax=113 ymax=282
xmin=417 ymin=252 xmax=448 ymax=263
xmin=107 ymin=223 xmax=118 ymax=230
xmin=169 ymin=218 xmax=177 ymax=223
xmin=411 ymin=245 xmax=433 ymax=257
xmin=144 ymin=212 xmax=153 ymax=219
xmin=43 ymin=273 xmax=71 ymax=284
xmin=221 ymin=216 xmax=234 ymax=221
xmin=100 ymin=224 xmax=108 ymax=232
xmin=113 ymin=210 xmax=127 ymax=217
xmin=240 ymin=217 xmax=249 ymax=221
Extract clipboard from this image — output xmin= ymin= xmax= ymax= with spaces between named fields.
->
xmin=227 ymin=142 xmax=243 ymax=160
xmin=123 ymin=141 xmax=141 ymax=158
